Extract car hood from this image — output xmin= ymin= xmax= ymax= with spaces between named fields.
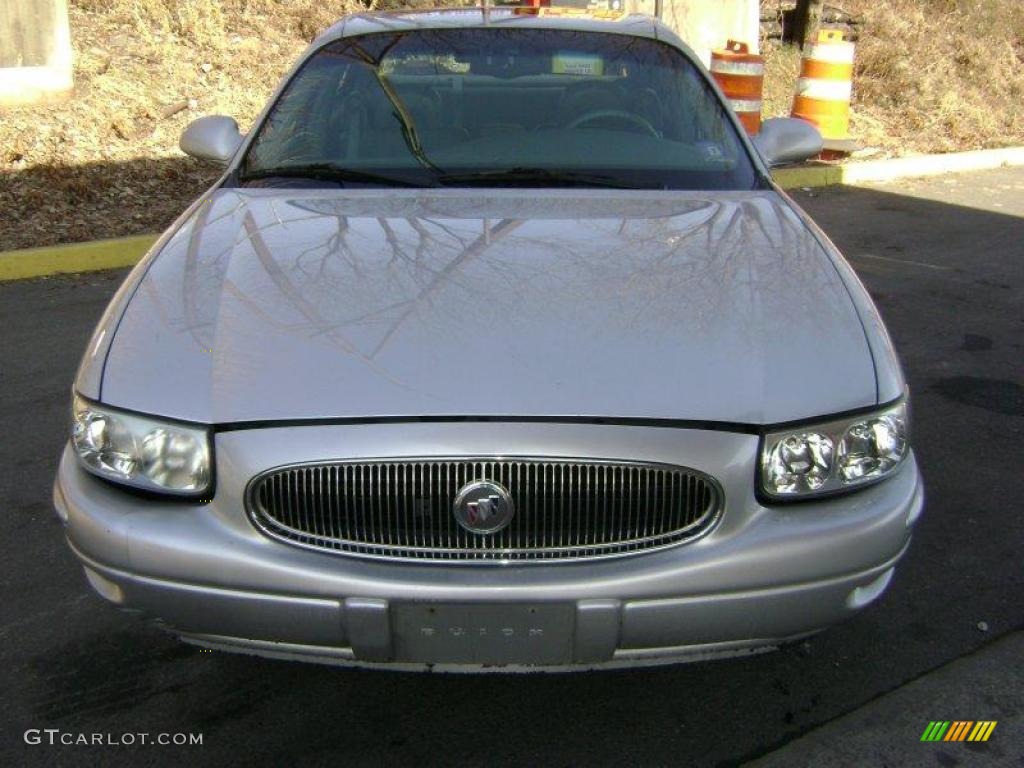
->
xmin=100 ymin=188 xmax=877 ymax=425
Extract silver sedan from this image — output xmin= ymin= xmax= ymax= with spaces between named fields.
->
xmin=55 ymin=8 xmax=923 ymax=670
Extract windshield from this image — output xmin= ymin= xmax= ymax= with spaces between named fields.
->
xmin=240 ymin=28 xmax=759 ymax=190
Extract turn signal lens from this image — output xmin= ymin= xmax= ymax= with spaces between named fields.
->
xmin=72 ymin=396 xmax=211 ymax=496
xmin=760 ymin=402 xmax=909 ymax=499
xmin=73 ymin=411 xmax=139 ymax=478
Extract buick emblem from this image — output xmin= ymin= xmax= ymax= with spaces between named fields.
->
xmin=453 ymin=480 xmax=515 ymax=534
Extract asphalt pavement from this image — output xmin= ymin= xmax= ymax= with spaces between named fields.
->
xmin=748 ymin=630 xmax=1023 ymax=767
xmin=1 ymin=167 xmax=1022 ymax=767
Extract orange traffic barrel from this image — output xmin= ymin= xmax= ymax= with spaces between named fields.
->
xmin=710 ymin=40 xmax=764 ymax=135
xmin=791 ymin=29 xmax=855 ymax=143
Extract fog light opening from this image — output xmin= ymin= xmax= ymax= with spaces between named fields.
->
xmin=905 ymin=486 xmax=925 ymax=529
xmin=846 ymin=568 xmax=894 ymax=610
xmin=53 ymin=486 xmax=70 ymax=525
xmin=84 ymin=567 xmax=125 ymax=604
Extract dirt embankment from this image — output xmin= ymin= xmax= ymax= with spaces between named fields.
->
xmin=763 ymin=0 xmax=1024 ymax=157
xmin=2 ymin=0 xmax=1022 ymax=251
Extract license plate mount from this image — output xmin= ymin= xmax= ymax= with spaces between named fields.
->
xmin=392 ymin=603 xmax=575 ymax=665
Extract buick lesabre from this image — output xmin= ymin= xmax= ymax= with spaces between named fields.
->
xmin=54 ymin=7 xmax=924 ymax=670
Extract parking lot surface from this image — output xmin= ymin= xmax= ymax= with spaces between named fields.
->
xmin=1 ymin=168 xmax=1021 ymax=766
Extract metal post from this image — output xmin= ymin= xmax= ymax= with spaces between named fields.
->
xmin=794 ymin=0 xmax=824 ymax=47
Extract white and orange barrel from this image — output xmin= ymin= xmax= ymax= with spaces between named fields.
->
xmin=791 ymin=29 xmax=854 ymax=141
xmin=710 ymin=40 xmax=764 ymax=135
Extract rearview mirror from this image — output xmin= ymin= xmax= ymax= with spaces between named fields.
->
xmin=753 ymin=117 xmax=823 ymax=167
xmin=179 ymin=115 xmax=243 ymax=166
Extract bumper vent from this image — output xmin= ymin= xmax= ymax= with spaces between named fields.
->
xmin=246 ymin=458 xmax=722 ymax=563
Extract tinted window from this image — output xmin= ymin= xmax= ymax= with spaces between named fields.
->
xmin=241 ymin=28 xmax=758 ymax=190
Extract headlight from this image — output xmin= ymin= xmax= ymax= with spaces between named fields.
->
xmin=760 ymin=401 xmax=909 ymax=499
xmin=72 ymin=395 xmax=211 ymax=496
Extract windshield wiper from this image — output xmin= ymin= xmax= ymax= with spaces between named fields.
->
xmin=437 ymin=168 xmax=649 ymax=189
xmin=239 ymin=164 xmax=434 ymax=188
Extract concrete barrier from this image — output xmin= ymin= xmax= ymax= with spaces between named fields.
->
xmin=0 ymin=0 xmax=73 ymax=105
xmin=623 ymin=0 xmax=761 ymax=66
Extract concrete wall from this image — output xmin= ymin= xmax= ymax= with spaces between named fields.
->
xmin=625 ymin=0 xmax=760 ymax=66
xmin=0 ymin=0 xmax=73 ymax=104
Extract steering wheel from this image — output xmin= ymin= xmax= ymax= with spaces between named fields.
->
xmin=567 ymin=109 xmax=660 ymax=138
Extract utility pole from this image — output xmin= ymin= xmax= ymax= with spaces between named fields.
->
xmin=793 ymin=0 xmax=824 ymax=47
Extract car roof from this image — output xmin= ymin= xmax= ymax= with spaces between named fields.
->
xmin=316 ymin=6 xmax=674 ymax=47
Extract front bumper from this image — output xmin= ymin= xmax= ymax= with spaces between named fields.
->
xmin=54 ymin=421 xmax=924 ymax=670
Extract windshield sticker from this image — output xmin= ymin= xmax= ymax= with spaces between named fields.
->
xmin=696 ymin=142 xmax=725 ymax=160
xmin=552 ymin=53 xmax=604 ymax=76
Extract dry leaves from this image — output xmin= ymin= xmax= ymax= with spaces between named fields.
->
xmin=2 ymin=0 xmax=1022 ymax=250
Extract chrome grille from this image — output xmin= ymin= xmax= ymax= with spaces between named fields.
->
xmin=246 ymin=458 xmax=722 ymax=562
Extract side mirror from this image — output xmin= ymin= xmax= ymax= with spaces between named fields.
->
xmin=180 ymin=115 xmax=243 ymax=165
xmin=752 ymin=117 xmax=823 ymax=167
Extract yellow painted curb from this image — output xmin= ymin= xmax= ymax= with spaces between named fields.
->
xmin=1 ymin=145 xmax=1022 ymax=282
xmin=773 ymin=164 xmax=843 ymax=189
xmin=0 ymin=234 xmax=157 ymax=281
xmin=773 ymin=146 xmax=1024 ymax=190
